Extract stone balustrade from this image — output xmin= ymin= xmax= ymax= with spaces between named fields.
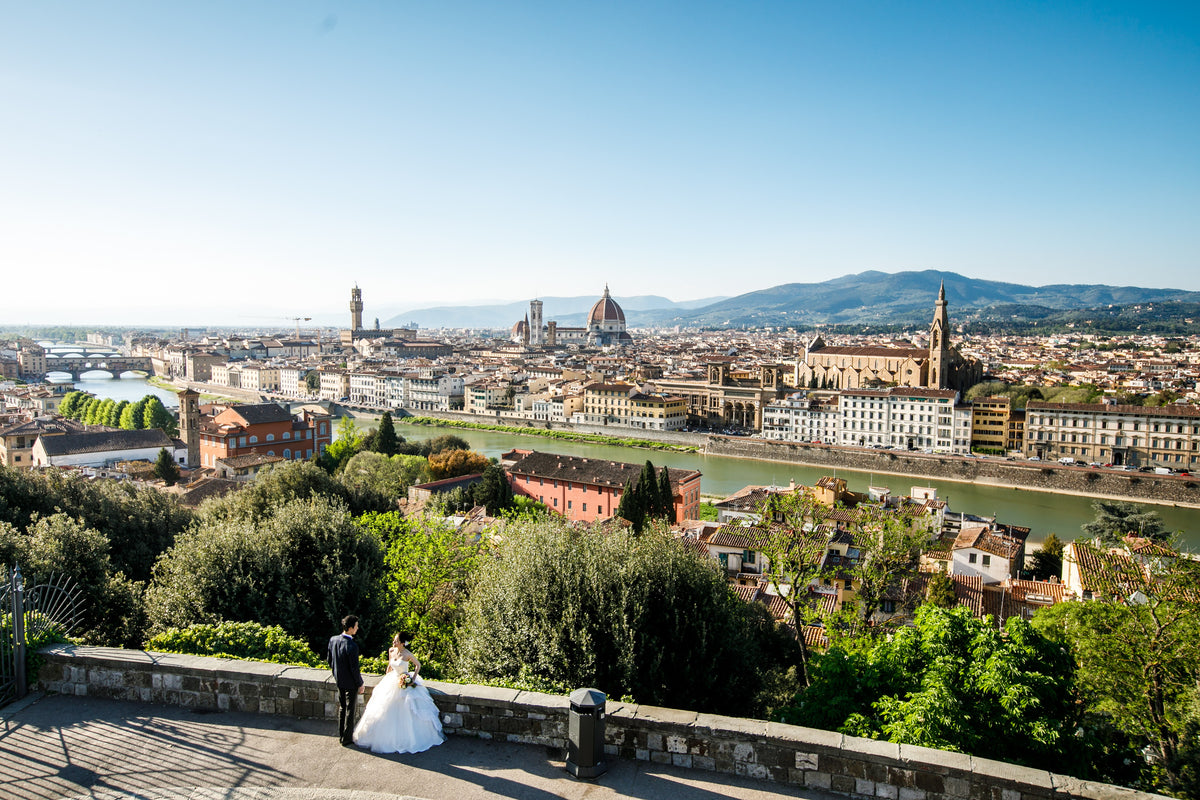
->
xmin=37 ymin=645 xmax=1161 ymax=800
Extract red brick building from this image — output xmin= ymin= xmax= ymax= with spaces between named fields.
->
xmin=501 ymin=449 xmax=702 ymax=523
xmin=196 ymin=402 xmax=332 ymax=470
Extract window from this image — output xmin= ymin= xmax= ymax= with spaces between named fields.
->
xmin=266 ymin=434 xmax=275 ymax=442
xmin=582 ymin=503 xmax=587 ymax=513
xmin=982 ymin=555 xmax=991 ymax=567
xmin=742 ymin=550 xmax=755 ymax=565
xmin=249 ymin=435 xmax=258 ymax=444
xmin=968 ymin=553 xmax=977 ymax=564
xmin=283 ymin=449 xmax=291 ymax=459
xmin=567 ymin=500 xmax=572 ymax=510
xmin=881 ymin=599 xmax=896 ymax=614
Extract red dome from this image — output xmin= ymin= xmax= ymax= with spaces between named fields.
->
xmin=586 ymin=286 xmax=625 ymax=326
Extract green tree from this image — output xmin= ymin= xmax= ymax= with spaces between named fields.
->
xmin=0 ymin=513 xmax=146 ymax=647
xmin=456 ymin=516 xmax=795 ymax=715
xmin=1033 ymin=543 xmax=1200 ymax=795
xmin=756 ymin=490 xmax=830 ymax=688
xmin=337 ymin=450 xmax=428 ymax=510
xmin=142 ymin=396 xmax=177 ymax=436
xmin=362 ymin=511 xmax=486 ymax=671
xmin=375 ymin=411 xmax=399 ymax=456
xmin=614 ymin=478 xmax=644 ymax=531
xmin=154 ymin=448 xmax=180 ymax=486
xmin=111 ymin=400 xmax=129 ymax=428
xmin=1082 ymin=500 xmax=1167 ymax=545
xmin=318 ymin=416 xmax=365 ymax=473
xmin=96 ymin=398 xmax=116 ymax=428
xmin=847 ymin=507 xmax=929 ymax=631
xmin=427 ymin=433 xmax=470 ymax=454
xmin=146 ymin=495 xmax=387 ymax=652
xmin=81 ymin=397 xmax=101 ymax=425
xmin=119 ymin=397 xmax=146 ymax=429
xmin=304 ymin=370 xmax=319 ymax=394
xmin=471 ymin=462 xmax=514 ymax=515
xmin=782 ymin=605 xmax=1080 ymax=773
xmin=657 ymin=467 xmax=675 ymax=523
xmin=925 ymin=569 xmax=956 ymax=608
xmin=1028 ymin=533 xmax=1064 ymax=580
xmin=58 ymin=391 xmax=87 ymax=419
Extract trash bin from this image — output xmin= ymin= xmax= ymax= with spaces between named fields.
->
xmin=566 ymin=687 xmax=607 ymax=779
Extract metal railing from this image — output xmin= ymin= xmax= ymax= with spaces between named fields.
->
xmin=1 ymin=565 xmax=84 ymax=707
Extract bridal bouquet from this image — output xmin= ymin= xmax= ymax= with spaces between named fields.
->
xmin=397 ymin=671 xmax=417 ymax=689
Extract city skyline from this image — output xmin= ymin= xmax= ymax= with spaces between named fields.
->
xmin=2 ymin=1 xmax=1197 ymax=326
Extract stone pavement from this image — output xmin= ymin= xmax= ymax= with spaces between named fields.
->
xmin=1 ymin=693 xmax=837 ymax=800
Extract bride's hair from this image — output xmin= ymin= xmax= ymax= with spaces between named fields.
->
xmin=393 ymin=632 xmax=412 ymax=646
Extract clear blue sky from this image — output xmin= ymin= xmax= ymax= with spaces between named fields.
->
xmin=2 ymin=1 xmax=1197 ymax=326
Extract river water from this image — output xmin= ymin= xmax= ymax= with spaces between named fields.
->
xmin=387 ymin=422 xmax=1200 ymax=549
xmin=59 ymin=374 xmax=1200 ymax=548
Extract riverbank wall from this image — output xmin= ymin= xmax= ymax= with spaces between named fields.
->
xmin=706 ymin=436 xmax=1200 ymax=509
xmin=389 ymin=408 xmax=709 ymax=449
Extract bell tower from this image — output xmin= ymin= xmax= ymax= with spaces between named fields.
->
xmin=928 ymin=281 xmax=951 ymax=389
xmin=350 ymin=285 xmax=363 ymax=331
xmin=177 ymin=387 xmax=201 ymax=469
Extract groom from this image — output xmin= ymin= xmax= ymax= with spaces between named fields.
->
xmin=328 ymin=614 xmax=364 ymax=746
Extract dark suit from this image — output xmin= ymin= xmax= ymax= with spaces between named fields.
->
xmin=327 ymin=632 xmax=362 ymax=744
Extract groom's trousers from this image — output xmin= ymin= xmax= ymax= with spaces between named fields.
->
xmin=338 ymin=688 xmax=358 ymax=744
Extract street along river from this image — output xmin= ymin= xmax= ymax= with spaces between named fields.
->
xmin=393 ymin=422 xmax=1200 ymax=550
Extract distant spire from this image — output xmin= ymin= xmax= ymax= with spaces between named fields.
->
xmin=938 ymin=280 xmax=946 ymax=303
xmin=603 ymin=284 xmax=610 ymax=297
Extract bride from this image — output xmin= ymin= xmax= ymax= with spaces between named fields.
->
xmin=353 ymin=633 xmax=445 ymax=754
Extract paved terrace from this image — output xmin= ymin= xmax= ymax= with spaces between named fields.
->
xmin=0 ymin=692 xmax=835 ymax=800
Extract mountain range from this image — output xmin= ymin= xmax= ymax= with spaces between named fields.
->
xmin=382 ymin=270 xmax=1200 ymax=331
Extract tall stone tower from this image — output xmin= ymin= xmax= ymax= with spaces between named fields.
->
xmin=529 ymin=299 xmax=544 ymax=346
xmin=177 ymin=387 xmax=201 ymax=469
xmin=350 ymin=285 xmax=364 ymax=331
xmin=928 ymin=281 xmax=951 ymax=389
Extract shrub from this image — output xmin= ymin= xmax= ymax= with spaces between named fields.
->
xmin=456 ymin=516 xmax=796 ymax=716
xmin=146 ymin=621 xmax=322 ymax=667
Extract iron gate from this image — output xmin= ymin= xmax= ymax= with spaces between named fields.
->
xmin=1 ymin=565 xmax=84 ymax=707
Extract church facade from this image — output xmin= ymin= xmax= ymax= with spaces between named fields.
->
xmin=795 ymin=283 xmax=982 ymax=393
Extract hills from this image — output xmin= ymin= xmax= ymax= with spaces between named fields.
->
xmin=385 ymin=270 xmax=1200 ymax=333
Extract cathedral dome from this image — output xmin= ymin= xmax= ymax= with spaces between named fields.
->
xmin=511 ymin=319 xmax=528 ymax=338
xmin=586 ymin=286 xmax=625 ymax=326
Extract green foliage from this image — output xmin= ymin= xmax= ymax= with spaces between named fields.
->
xmin=0 ymin=514 xmax=146 ymax=647
xmin=925 ymin=570 xmax=956 ymax=607
xmin=401 ymin=416 xmax=698 ymax=452
xmin=1081 ymin=500 xmax=1167 ymax=545
xmin=697 ymin=501 xmax=718 ymax=521
xmin=119 ymin=397 xmax=147 ymax=429
xmin=141 ymin=396 xmax=177 ymax=436
xmin=0 ymin=610 xmax=70 ymax=680
xmin=613 ymin=461 xmax=674 ymax=533
xmin=145 ymin=621 xmax=322 ymax=667
xmin=471 ymin=462 xmax=514 ymax=515
xmin=198 ymin=461 xmax=355 ymax=523
xmin=1033 ymin=550 xmax=1200 ymax=795
xmin=782 ymin=606 xmax=1081 ymax=773
xmin=304 ymin=370 xmax=319 ymax=393
xmin=337 ymin=450 xmax=429 ymax=510
xmin=318 ymin=416 xmax=365 ymax=473
xmin=375 ymin=411 xmax=399 ymax=456
xmin=372 ymin=512 xmax=486 ymax=674
xmin=456 ymin=516 xmax=796 ymax=716
xmin=1027 ymin=533 xmax=1064 ymax=580
xmin=145 ymin=495 xmax=387 ymax=652
xmin=154 ymin=448 xmax=180 ymax=486
xmin=0 ymin=465 xmax=193 ymax=582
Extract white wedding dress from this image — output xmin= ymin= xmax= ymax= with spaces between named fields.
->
xmin=353 ymin=653 xmax=445 ymax=754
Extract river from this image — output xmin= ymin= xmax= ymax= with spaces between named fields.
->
xmin=385 ymin=421 xmax=1200 ymax=549
xmin=59 ymin=374 xmax=1200 ymax=548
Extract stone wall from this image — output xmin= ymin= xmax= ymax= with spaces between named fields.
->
xmin=394 ymin=408 xmax=708 ymax=448
xmin=37 ymin=645 xmax=1160 ymax=800
xmin=707 ymin=436 xmax=1200 ymax=507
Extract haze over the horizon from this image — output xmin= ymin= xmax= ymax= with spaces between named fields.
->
xmin=2 ymin=2 xmax=1197 ymax=326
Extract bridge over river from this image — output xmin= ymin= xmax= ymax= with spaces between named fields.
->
xmin=43 ymin=354 xmax=154 ymax=380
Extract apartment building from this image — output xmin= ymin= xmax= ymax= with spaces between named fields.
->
xmin=1025 ymin=400 xmax=1200 ymax=468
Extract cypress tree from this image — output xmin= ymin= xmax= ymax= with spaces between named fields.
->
xmin=376 ymin=411 xmax=398 ymax=456
xmin=658 ymin=468 xmax=675 ymax=524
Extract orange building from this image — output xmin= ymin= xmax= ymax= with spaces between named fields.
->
xmin=501 ymin=449 xmax=702 ymax=522
xmin=196 ymin=402 xmax=332 ymax=470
